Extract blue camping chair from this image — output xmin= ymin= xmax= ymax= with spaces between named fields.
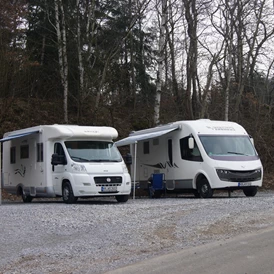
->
xmin=149 ymin=173 xmax=166 ymax=198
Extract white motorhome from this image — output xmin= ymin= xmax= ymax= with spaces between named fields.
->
xmin=0 ymin=125 xmax=131 ymax=203
xmin=116 ymin=119 xmax=263 ymax=198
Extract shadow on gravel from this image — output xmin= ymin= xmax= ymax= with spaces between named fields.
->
xmin=2 ymin=189 xmax=267 ymax=205
xmin=1 ymin=198 xmax=120 ymax=205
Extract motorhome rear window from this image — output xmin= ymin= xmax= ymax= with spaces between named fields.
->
xmin=10 ymin=147 xmax=16 ymax=164
xmin=20 ymin=145 xmax=29 ymax=159
xmin=37 ymin=143 xmax=43 ymax=162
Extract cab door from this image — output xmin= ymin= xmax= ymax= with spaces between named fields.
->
xmin=52 ymin=142 xmax=67 ymax=195
xmin=179 ymin=136 xmax=203 ymax=188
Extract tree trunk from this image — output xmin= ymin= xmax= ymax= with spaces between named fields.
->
xmin=184 ymin=0 xmax=197 ymax=120
xmin=154 ymin=0 xmax=167 ymax=126
xmin=54 ymin=0 xmax=68 ymax=123
xmin=76 ymin=0 xmax=84 ymax=122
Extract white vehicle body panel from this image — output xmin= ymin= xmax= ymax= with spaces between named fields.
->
xmin=116 ymin=119 xmax=263 ymax=194
xmin=1 ymin=125 xmax=131 ymax=201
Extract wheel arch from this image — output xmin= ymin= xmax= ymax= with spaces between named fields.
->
xmin=62 ymin=179 xmax=74 ymax=194
xmin=62 ymin=179 xmax=78 ymax=203
xmin=61 ymin=173 xmax=75 ymax=192
xmin=62 ymin=178 xmax=71 ymax=188
xmin=16 ymin=184 xmax=24 ymax=196
xmin=194 ymin=173 xmax=210 ymax=189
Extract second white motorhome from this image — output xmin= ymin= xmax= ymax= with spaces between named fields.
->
xmin=0 ymin=125 xmax=131 ymax=203
xmin=116 ymin=119 xmax=263 ymax=198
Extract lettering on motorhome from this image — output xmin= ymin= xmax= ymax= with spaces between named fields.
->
xmin=15 ymin=165 xmax=26 ymax=177
xmin=84 ymin=130 xmax=99 ymax=133
xmin=206 ymin=126 xmax=235 ymax=131
xmin=144 ymin=161 xmax=179 ymax=169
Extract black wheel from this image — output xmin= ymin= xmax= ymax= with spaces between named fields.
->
xmin=193 ymin=190 xmax=200 ymax=198
xmin=243 ymin=186 xmax=258 ymax=197
xmin=62 ymin=182 xmax=78 ymax=204
xmin=22 ymin=191 xmax=33 ymax=203
xmin=116 ymin=195 xmax=129 ymax=203
xmin=197 ymin=178 xmax=213 ymax=198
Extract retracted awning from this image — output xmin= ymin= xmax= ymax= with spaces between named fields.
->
xmin=0 ymin=130 xmax=40 ymax=143
xmin=116 ymin=126 xmax=179 ymax=147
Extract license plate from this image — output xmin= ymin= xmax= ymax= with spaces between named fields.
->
xmin=101 ymin=186 xmax=117 ymax=192
xmin=238 ymin=182 xmax=251 ymax=187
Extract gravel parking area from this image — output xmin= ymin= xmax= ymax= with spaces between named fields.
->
xmin=1 ymin=190 xmax=274 ymax=274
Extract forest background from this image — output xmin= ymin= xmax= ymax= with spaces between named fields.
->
xmin=1 ymin=0 xmax=274 ymax=188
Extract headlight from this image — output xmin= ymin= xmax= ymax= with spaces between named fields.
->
xmin=71 ymin=163 xmax=87 ymax=172
xmin=122 ymin=163 xmax=129 ymax=173
xmin=216 ymin=169 xmax=230 ymax=181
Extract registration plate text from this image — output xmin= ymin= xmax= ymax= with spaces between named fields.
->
xmin=101 ymin=186 xmax=117 ymax=192
xmin=238 ymin=182 xmax=251 ymax=187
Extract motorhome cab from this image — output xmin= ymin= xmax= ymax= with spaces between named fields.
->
xmin=116 ymin=119 xmax=263 ymax=198
xmin=0 ymin=125 xmax=131 ymax=203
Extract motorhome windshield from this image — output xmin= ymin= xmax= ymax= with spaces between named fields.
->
xmin=199 ymin=135 xmax=259 ymax=161
xmin=65 ymin=141 xmax=122 ymax=162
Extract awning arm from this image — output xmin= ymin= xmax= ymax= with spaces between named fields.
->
xmin=116 ymin=125 xmax=180 ymax=147
xmin=0 ymin=130 xmax=40 ymax=143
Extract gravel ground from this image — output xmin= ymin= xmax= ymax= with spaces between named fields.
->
xmin=1 ymin=190 xmax=274 ymax=274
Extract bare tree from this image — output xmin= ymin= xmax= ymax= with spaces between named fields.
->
xmin=209 ymin=0 xmax=235 ymax=121
xmin=165 ymin=0 xmax=184 ymax=118
xmin=154 ymin=0 xmax=168 ymax=125
xmin=182 ymin=0 xmax=198 ymax=120
xmin=54 ymin=0 xmax=69 ymax=123
xmin=232 ymin=0 xmax=274 ymax=119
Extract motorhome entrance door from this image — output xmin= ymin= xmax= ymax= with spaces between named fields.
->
xmin=166 ymin=138 xmax=175 ymax=190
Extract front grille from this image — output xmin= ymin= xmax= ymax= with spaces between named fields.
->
xmin=230 ymin=172 xmax=259 ymax=182
xmin=94 ymin=176 xmax=122 ymax=186
xmin=216 ymin=169 xmax=261 ymax=182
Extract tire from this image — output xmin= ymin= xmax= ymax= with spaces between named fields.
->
xmin=115 ymin=195 xmax=129 ymax=203
xmin=197 ymin=178 xmax=213 ymax=198
xmin=193 ymin=190 xmax=200 ymax=198
xmin=22 ymin=191 xmax=33 ymax=203
xmin=243 ymin=186 xmax=258 ymax=197
xmin=62 ymin=182 xmax=78 ymax=204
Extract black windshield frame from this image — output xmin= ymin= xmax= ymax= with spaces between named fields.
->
xmin=65 ymin=141 xmax=122 ymax=162
xmin=199 ymin=135 xmax=259 ymax=161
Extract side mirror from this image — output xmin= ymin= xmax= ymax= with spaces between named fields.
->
xmin=124 ymin=153 xmax=132 ymax=165
xmin=188 ymin=137 xmax=194 ymax=149
xmin=51 ymin=153 xmax=67 ymax=166
xmin=249 ymin=136 xmax=254 ymax=146
xmin=51 ymin=153 xmax=60 ymax=166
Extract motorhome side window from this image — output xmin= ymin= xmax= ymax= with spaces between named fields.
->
xmin=20 ymin=145 xmax=29 ymax=159
xmin=143 ymin=141 xmax=149 ymax=154
xmin=37 ymin=143 xmax=43 ymax=162
xmin=54 ymin=143 xmax=65 ymax=156
xmin=10 ymin=147 xmax=16 ymax=164
xmin=180 ymin=137 xmax=203 ymax=162
xmin=168 ymin=139 xmax=173 ymax=165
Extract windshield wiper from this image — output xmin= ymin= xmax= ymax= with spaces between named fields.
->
xmin=227 ymin=151 xmax=247 ymax=156
xmin=71 ymin=156 xmax=89 ymax=162
xmin=89 ymin=159 xmax=121 ymax=162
